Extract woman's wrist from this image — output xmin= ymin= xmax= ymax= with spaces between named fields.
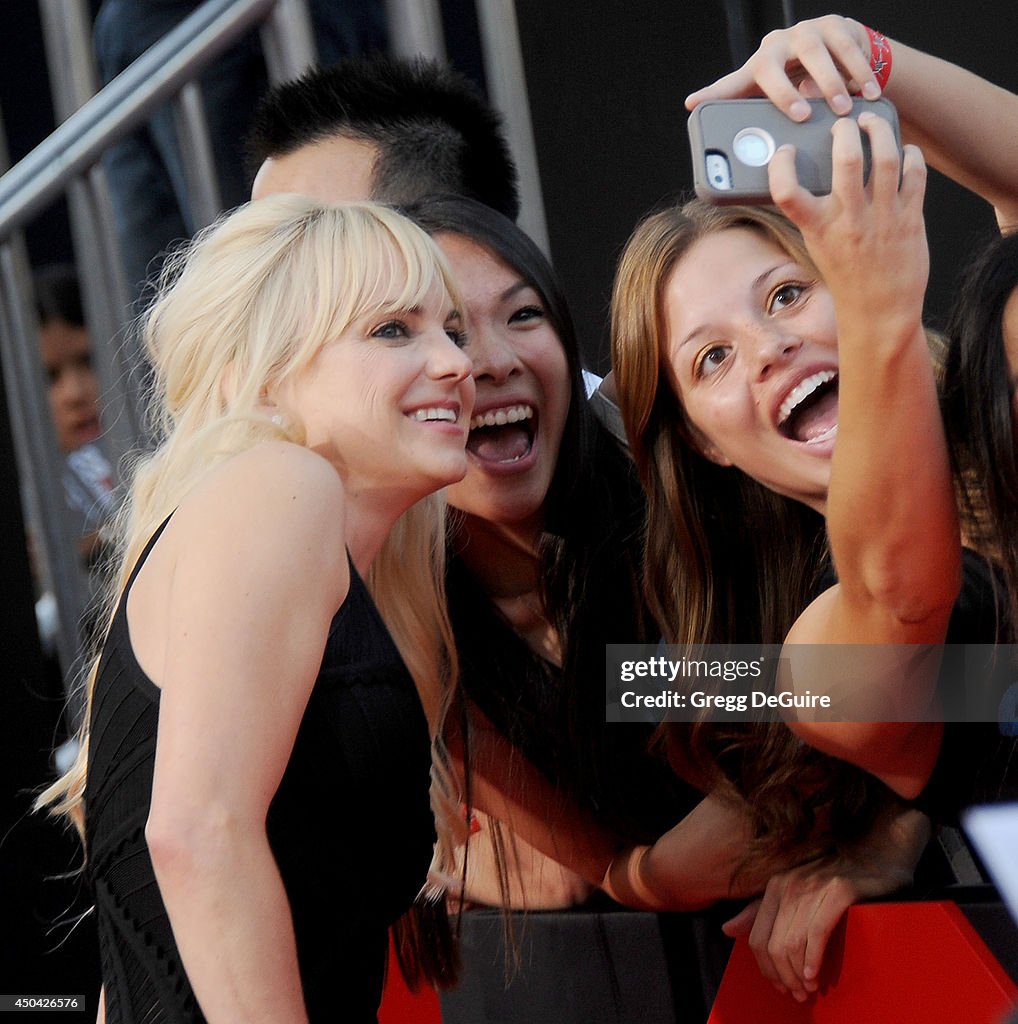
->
xmin=864 ymin=27 xmax=893 ymax=90
xmin=601 ymin=844 xmax=660 ymax=908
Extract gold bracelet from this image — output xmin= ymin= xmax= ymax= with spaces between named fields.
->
xmin=601 ymin=844 xmax=656 ymax=906
xmin=625 ymin=844 xmax=659 ymax=907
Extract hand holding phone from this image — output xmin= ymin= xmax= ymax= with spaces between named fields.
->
xmin=688 ymin=97 xmax=900 ymax=205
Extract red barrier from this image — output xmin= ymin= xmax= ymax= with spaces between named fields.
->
xmin=708 ymin=902 xmax=1017 ymax=1024
xmin=379 ymin=932 xmax=443 ymax=1024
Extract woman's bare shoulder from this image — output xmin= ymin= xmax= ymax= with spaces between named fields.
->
xmin=169 ymin=442 xmax=349 ymax=598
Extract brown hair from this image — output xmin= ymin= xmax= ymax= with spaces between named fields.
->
xmin=611 ymin=199 xmax=881 ymax=864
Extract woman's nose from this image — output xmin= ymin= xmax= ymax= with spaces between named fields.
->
xmin=751 ymin=331 xmax=803 ymax=381
xmin=467 ymin=323 xmax=522 ymax=385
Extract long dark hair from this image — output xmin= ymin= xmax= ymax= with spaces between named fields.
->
xmin=942 ymin=230 xmax=1018 ymax=642
xmin=405 ymin=195 xmax=673 ymax=838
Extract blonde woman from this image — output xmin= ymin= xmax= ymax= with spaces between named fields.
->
xmin=39 ymin=196 xmax=473 ymax=1023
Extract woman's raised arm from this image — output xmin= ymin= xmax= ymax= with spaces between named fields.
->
xmin=772 ymin=113 xmax=958 ymax=794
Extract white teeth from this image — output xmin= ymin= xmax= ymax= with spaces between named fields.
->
xmin=805 ymin=424 xmax=838 ymax=446
xmin=410 ymin=407 xmax=457 ymax=422
xmin=778 ymin=371 xmax=837 ymax=425
xmin=470 ymin=404 xmax=534 ymax=431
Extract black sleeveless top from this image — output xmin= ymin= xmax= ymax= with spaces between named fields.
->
xmin=912 ymin=549 xmax=1018 ymax=822
xmin=85 ymin=520 xmax=435 ymax=1023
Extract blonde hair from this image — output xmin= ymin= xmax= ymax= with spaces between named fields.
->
xmin=38 ymin=197 xmax=463 ymax=872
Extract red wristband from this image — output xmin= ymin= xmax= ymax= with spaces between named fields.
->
xmin=865 ymin=26 xmax=892 ymax=90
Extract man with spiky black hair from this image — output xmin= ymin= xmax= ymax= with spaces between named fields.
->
xmin=246 ymin=54 xmax=520 ymax=220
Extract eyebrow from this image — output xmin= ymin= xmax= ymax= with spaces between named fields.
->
xmin=500 ymin=279 xmax=537 ymax=303
xmin=674 ymin=260 xmax=797 ymax=354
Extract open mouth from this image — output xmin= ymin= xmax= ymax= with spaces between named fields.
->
xmin=777 ymin=371 xmax=838 ymax=445
xmin=466 ymin=403 xmax=535 ymax=464
xmin=74 ymin=416 xmax=102 ymax=442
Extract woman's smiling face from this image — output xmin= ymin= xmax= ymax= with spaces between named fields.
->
xmin=663 ymin=227 xmax=839 ymax=514
xmin=437 ymin=233 xmax=570 ymax=531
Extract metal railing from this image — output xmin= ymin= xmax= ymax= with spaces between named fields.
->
xmin=0 ymin=0 xmax=318 ymax=716
xmin=0 ymin=0 xmax=552 ymax=719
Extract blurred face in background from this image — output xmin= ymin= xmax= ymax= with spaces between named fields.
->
xmin=40 ymin=318 xmax=102 ymax=453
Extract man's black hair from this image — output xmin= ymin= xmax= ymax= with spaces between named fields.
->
xmin=34 ymin=265 xmax=84 ymax=327
xmin=245 ymin=54 xmax=520 ymax=220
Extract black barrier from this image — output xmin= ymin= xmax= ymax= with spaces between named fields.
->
xmin=441 ymin=897 xmax=1018 ymax=1024
xmin=440 ymin=902 xmax=734 ymax=1024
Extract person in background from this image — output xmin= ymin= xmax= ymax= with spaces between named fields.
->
xmin=93 ymin=0 xmax=388 ymax=299
xmin=33 ymin=266 xmax=118 ymax=733
xmin=937 ymin=230 xmax=1018 ymax=791
xmin=246 ymin=53 xmax=519 ymax=218
xmin=35 ymin=264 xmax=117 ymax=569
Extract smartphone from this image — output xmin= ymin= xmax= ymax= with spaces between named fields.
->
xmin=688 ymin=97 xmax=900 ymax=205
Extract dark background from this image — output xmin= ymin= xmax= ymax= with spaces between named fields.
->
xmin=517 ymin=0 xmax=1018 ymax=370
xmin=2 ymin=0 xmax=1016 ymax=1008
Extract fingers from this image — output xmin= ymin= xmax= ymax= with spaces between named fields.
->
xmin=800 ymin=878 xmax=854 ymax=988
xmin=792 ymin=18 xmax=881 ymax=110
xmin=686 ymin=16 xmax=879 ymax=122
xmin=827 ymin=116 xmax=866 ymax=212
xmin=721 ymin=899 xmax=761 ymax=938
xmin=769 ymin=113 xmax=911 ymax=232
xmin=767 ymin=144 xmax=816 ymax=226
xmin=899 ymin=143 xmax=928 ymax=210
xmin=758 ymin=894 xmax=814 ymax=1001
xmin=742 ymin=868 xmax=843 ymax=1003
xmin=854 ymin=112 xmax=907 ymax=208
xmin=742 ymin=40 xmax=815 ymax=122
xmin=684 ymin=66 xmax=760 ymax=111
xmin=745 ymin=878 xmax=788 ymax=993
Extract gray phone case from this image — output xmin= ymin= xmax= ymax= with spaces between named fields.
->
xmin=688 ymin=97 xmax=900 ymax=204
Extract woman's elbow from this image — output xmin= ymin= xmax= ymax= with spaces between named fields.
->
xmin=145 ymin=802 xmax=249 ymax=881
xmin=866 ymin=555 xmax=961 ymax=631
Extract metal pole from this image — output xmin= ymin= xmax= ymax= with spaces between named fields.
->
xmin=260 ymin=0 xmax=318 ymax=84
xmin=0 ymin=238 xmax=89 ymax=689
xmin=383 ymin=0 xmax=446 ymax=61
xmin=0 ymin=0 xmax=279 ymax=241
xmin=173 ymin=81 xmax=225 ymax=229
xmin=38 ymin=0 xmax=145 ymax=462
xmin=0 ymin=100 xmax=91 ymax=704
xmin=475 ymin=0 xmax=550 ymax=255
